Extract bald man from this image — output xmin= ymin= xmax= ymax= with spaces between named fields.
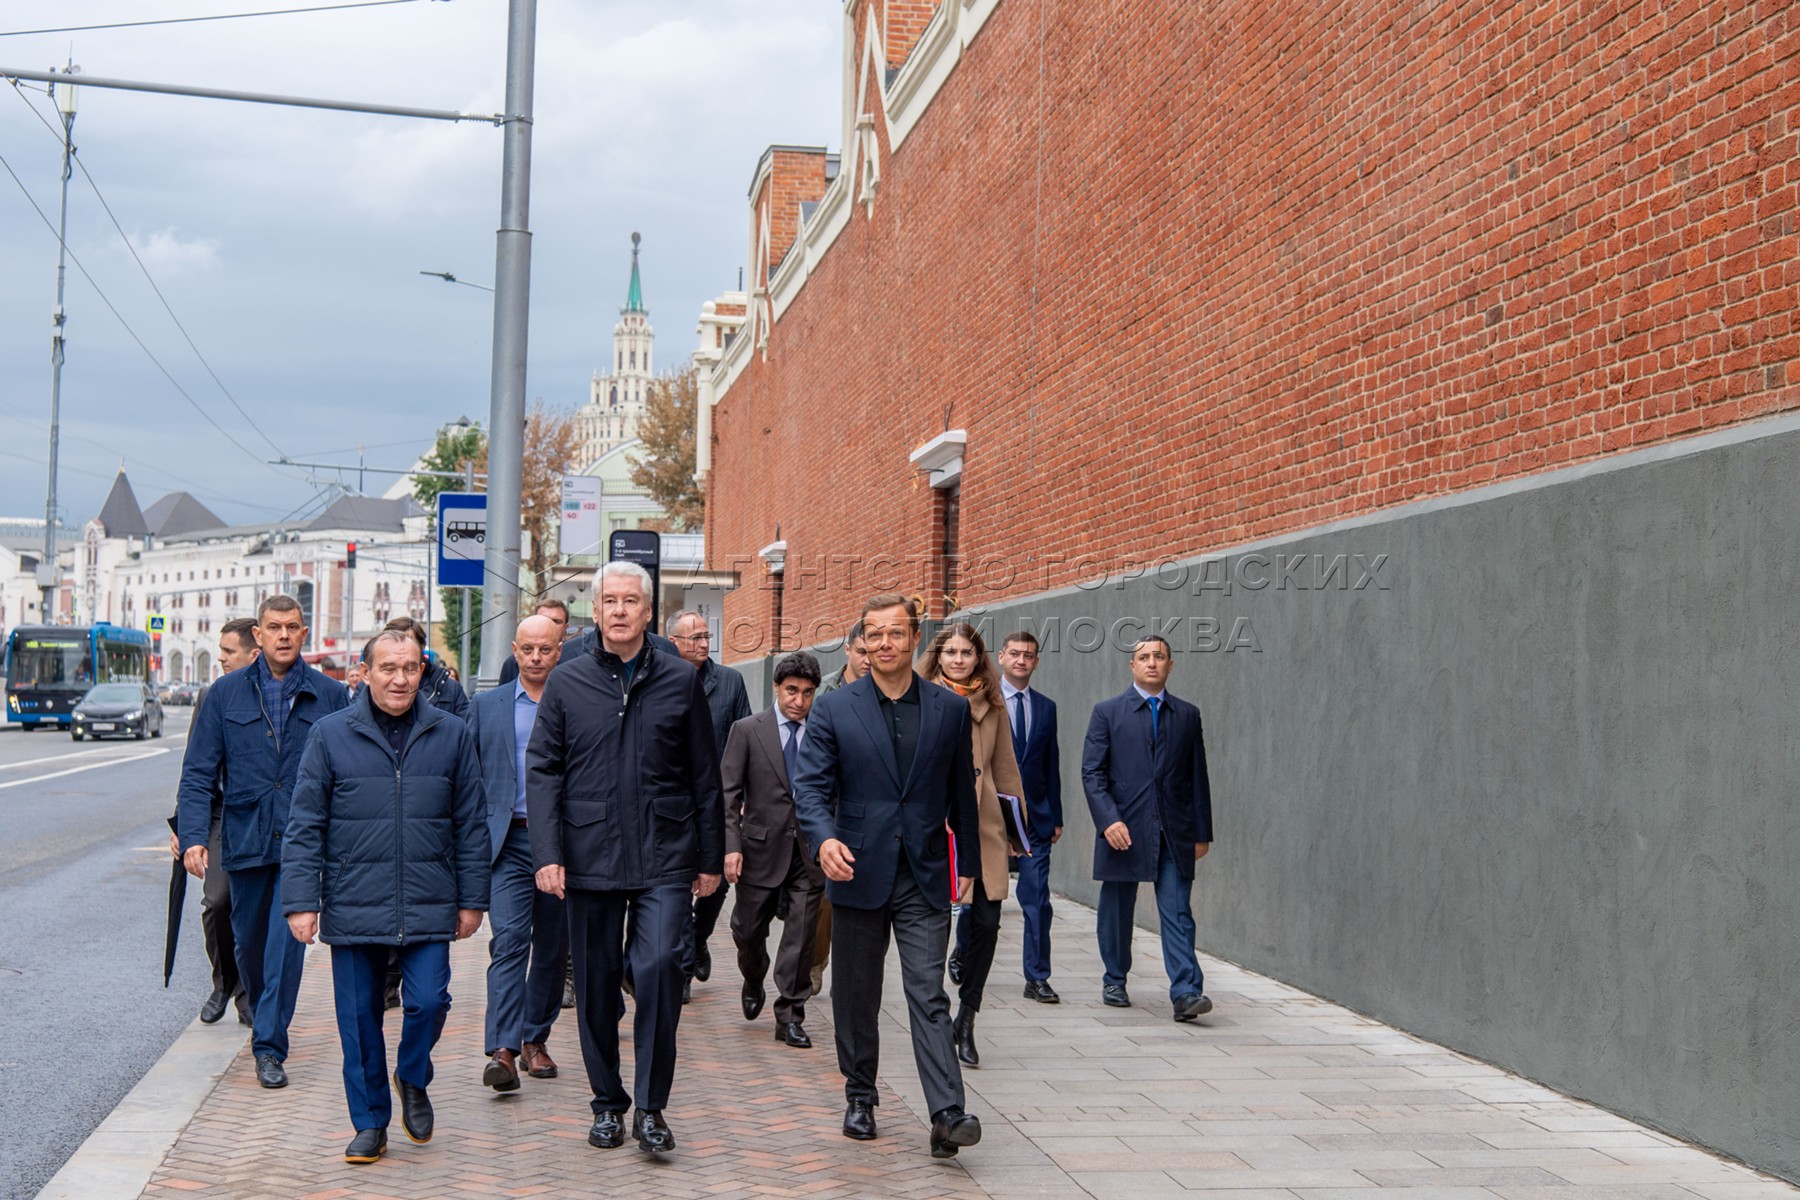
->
xmin=474 ymin=615 xmax=569 ymax=1089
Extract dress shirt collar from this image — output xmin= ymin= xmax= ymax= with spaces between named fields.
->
xmin=1132 ymin=683 xmax=1166 ymax=704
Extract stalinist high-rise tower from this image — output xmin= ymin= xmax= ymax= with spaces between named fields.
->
xmin=574 ymin=231 xmax=655 ymax=469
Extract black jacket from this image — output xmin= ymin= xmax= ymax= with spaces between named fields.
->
xmin=698 ymin=657 xmax=752 ymax=760
xmin=525 ymin=640 xmax=724 ymax=890
xmin=419 ymin=656 xmax=470 ymax=722
xmin=282 ymin=690 xmax=489 ymax=943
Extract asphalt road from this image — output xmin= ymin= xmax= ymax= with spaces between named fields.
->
xmin=0 ymin=712 xmax=220 ymax=1200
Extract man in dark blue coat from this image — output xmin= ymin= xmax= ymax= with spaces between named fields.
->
xmin=474 ymin=614 xmax=570 ymax=1090
xmin=526 ymin=561 xmax=723 ymax=1156
xmin=997 ymin=630 xmax=1064 ymax=1001
xmin=283 ymin=629 xmax=489 ymax=1164
xmin=1081 ymin=634 xmax=1215 ymax=1021
xmin=792 ymin=594 xmax=984 ymax=1160
xmin=178 ymin=595 xmax=349 ymax=1089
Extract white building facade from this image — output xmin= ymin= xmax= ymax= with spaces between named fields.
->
xmin=574 ymin=231 xmax=658 ymax=470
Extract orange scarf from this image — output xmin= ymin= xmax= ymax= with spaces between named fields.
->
xmin=936 ymin=674 xmax=983 ymax=699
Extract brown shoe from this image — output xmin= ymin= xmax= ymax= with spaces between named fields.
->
xmin=520 ymin=1042 xmax=558 ymax=1079
xmin=483 ymin=1049 xmax=521 ymax=1092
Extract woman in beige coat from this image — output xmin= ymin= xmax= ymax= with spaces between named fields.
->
xmin=920 ymin=622 xmax=1024 ymax=1069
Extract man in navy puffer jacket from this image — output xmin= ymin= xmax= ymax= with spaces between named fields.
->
xmin=283 ymin=629 xmax=489 ymax=1165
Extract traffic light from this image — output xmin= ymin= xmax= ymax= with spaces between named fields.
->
xmin=346 ymin=541 xmax=358 ymax=569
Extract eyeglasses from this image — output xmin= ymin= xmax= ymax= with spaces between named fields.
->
xmin=673 ymin=632 xmax=711 ymax=642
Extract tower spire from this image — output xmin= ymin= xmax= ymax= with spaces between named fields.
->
xmin=624 ymin=230 xmax=644 ymax=314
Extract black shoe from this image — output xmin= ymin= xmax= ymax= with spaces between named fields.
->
xmin=199 ymin=987 xmax=230 ymax=1024
xmin=947 ymin=949 xmax=965 ymax=986
xmin=775 ymin=892 xmax=791 ymax=922
xmin=343 ymin=1127 xmax=387 ymax=1164
xmin=383 ymin=984 xmax=401 ymax=1011
xmin=1023 ymin=979 xmax=1061 ymax=1003
xmin=395 ymin=1077 xmax=433 ymax=1143
xmin=1102 ymin=984 xmax=1131 ymax=1008
xmin=633 ymin=1109 xmax=675 ymax=1153
xmin=741 ymin=983 xmax=766 ymax=1022
xmin=254 ymin=1054 xmax=287 ymax=1089
xmin=842 ymin=1099 xmax=877 ymax=1140
xmin=1172 ymin=992 xmax=1214 ymax=1022
xmin=234 ymin=995 xmax=253 ymax=1026
xmin=953 ymin=1008 xmax=979 ymax=1068
xmin=561 ymin=974 xmax=576 ymax=1009
xmin=774 ymin=1021 xmax=812 ymax=1048
xmin=929 ymin=1108 xmax=982 ymax=1158
xmin=692 ymin=941 xmax=712 ymax=983
xmin=682 ymin=977 xmax=692 ymax=1005
xmin=587 ymin=1111 xmax=625 ymax=1149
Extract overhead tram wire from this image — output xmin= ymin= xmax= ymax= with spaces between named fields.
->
xmin=0 ymin=144 xmax=309 ymax=483
xmin=9 ymin=81 xmax=292 ymax=459
xmin=0 ymin=0 xmax=432 ymax=39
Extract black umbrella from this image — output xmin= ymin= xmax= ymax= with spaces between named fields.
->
xmin=163 ymin=816 xmax=186 ymax=988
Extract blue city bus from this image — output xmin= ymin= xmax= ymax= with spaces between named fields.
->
xmin=4 ymin=623 xmax=152 ymax=729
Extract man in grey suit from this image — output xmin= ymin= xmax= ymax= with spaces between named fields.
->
xmin=723 ymin=651 xmax=827 ymax=1049
xmin=793 ymin=594 xmax=984 ymax=1160
xmin=475 ymin=615 xmax=569 ymax=1089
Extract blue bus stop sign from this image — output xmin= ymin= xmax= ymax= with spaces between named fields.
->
xmin=437 ymin=493 xmax=487 ymax=588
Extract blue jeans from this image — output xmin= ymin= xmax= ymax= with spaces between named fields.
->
xmin=226 ymin=863 xmax=307 ymax=1061
xmin=1095 ymin=839 xmax=1203 ymax=1000
xmin=484 ymin=825 xmax=569 ymax=1053
xmin=331 ymin=941 xmax=451 ymax=1131
xmin=1013 ymin=847 xmax=1055 ymax=982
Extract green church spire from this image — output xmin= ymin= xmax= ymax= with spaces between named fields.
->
xmin=624 ymin=230 xmax=644 ymax=313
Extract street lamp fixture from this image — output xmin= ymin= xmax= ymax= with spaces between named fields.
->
xmin=419 ymin=270 xmax=494 ymax=292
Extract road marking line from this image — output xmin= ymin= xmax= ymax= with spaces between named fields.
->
xmin=0 ymin=747 xmax=171 ymax=791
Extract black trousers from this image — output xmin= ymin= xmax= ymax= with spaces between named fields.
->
xmin=689 ymin=882 xmax=730 ymax=975
xmin=954 ymin=892 xmax=1003 ymax=1012
xmin=568 ymin=885 xmax=690 ymax=1114
xmin=199 ymin=814 xmax=241 ymax=1004
xmin=830 ymin=858 xmax=964 ymax=1118
xmin=730 ymin=843 xmax=824 ymax=1026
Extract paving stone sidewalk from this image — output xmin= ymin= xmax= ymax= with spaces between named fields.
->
xmin=137 ymin=895 xmax=1797 ymax=1200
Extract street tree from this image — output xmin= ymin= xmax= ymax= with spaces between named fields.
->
xmin=521 ymin=399 xmax=579 ymax=594
xmin=412 ymin=421 xmax=487 ymax=676
xmin=629 ymin=364 xmax=704 ymax=532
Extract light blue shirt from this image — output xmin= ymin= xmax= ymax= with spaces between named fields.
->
xmin=778 ymin=716 xmax=807 ymax=750
xmin=512 ymin=681 xmax=538 ymax=819
xmin=1132 ymin=683 xmax=1166 ymax=703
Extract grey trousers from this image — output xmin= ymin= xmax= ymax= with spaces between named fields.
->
xmin=829 ymin=859 xmax=964 ymax=1118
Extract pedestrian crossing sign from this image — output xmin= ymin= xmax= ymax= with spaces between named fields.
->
xmin=146 ymin=613 xmax=168 ymax=635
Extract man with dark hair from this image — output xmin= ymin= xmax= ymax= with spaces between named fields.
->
xmin=382 ymin=617 xmax=469 ymax=721
xmin=1082 ymin=635 xmax=1215 ymax=1020
xmin=665 ymin=608 xmax=750 ymax=993
xmin=723 ymin=651 xmax=826 ymax=1049
xmin=816 ymin=621 xmax=868 ymax=695
xmin=168 ymin=617 xmax=261 ymax=1025
xmin=178 ymin=595 xmax=350 ymax=1088
xmin=793 ymin=593 xmax=984 ymax=1159
xmin=527 ymin=562 xmax=724 ymax=1155
xmin=283 ymin=628 xmax=488 ymax=1163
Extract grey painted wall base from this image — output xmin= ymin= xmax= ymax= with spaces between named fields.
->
xmin=731 ymin=414 xmax=1800 ymax=1184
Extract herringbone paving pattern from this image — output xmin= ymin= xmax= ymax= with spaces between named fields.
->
xmin=138 ymin=896 xmax=1798 ymax=1200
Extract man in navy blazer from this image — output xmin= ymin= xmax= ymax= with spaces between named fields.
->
xmin=1081 ymin=634 xmax=1215 ymax=1021
xmin=999 ymin=630 xmax=1063 ymax=1001
xmin=792 ymin=594 xmax=985 ymax=1160
xmin=473 ymin=614 xmax=570 ymax=1091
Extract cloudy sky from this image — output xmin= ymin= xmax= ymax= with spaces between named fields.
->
xmin=0 ymin=0 xmax=840 ymax=526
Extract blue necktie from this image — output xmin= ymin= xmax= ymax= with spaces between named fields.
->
xmin=783 ymin=720 xmax=801 ymax=782
xmin=1011 ymin=692 xmax=1028 ymax=760
xmin=1148 ymin=695 xmax=1161 ymax=746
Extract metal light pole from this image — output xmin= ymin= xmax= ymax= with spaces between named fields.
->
xmin=40 ymin=65 xmax=78 ymax=621
xmin=477 ymin=0 xmax=537 ymax=689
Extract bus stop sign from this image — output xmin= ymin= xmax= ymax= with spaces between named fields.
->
xmin=437 ymin=493 xmax=487 ymax=589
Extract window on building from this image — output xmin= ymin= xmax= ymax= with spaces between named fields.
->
xmin=938 ymin=483 xmax=961 ymax=616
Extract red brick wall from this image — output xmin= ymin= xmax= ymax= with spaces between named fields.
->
xmin=708 ymin=0 xmax=1800 ymax=661
xmin=886 ymin=0 xmax=940 ymax=69
xmin=756 ymin=149 xmax=832 ymax=278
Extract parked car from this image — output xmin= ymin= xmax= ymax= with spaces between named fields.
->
xmin=164 ymin=682 xmax=200 ymax=707
xmin=71 ymin=682 xmax=164 ymax=741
